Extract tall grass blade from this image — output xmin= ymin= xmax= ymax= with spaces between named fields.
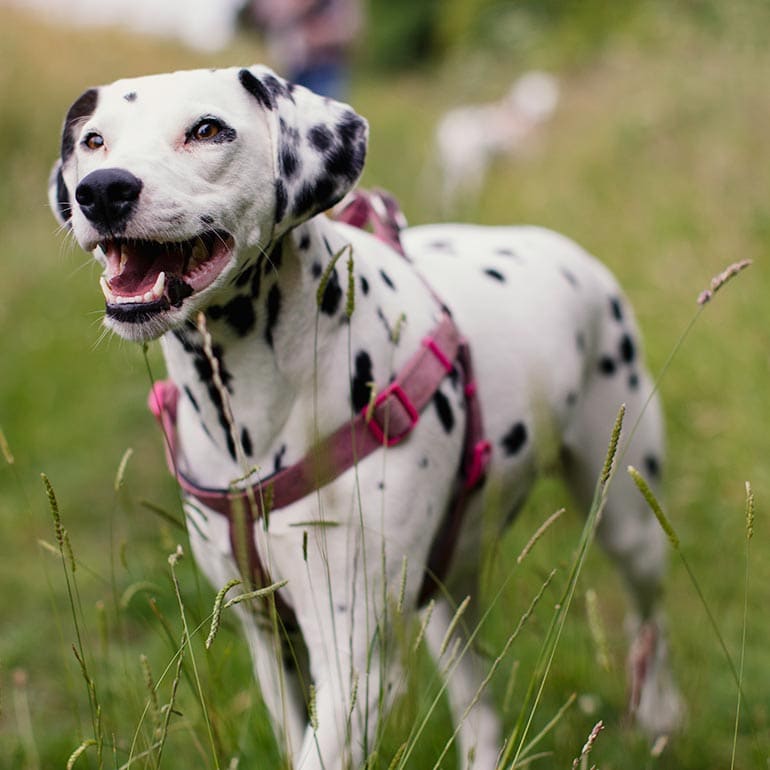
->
xmin=66 ymin=739 xmax=97 ymax=770
xmin=167 ymin=545 xmax=221 ymax=769
xmin=41 ymin=473 xmax=103 ymax=765
xmin=0 ymin=425 xmax=14 ymax=465
xmin=627 ymin=467 xmax=745 ymax=698
xmin=730 ymin=481 xmax=754 ymax=770
xmin=499 ymin=405 xmax=625 ymax=769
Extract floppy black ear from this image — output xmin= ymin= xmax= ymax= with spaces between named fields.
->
xmin=49 ymin=160 xmax=72 ymax=226
xmin=49 ymin=87 xmax=100 ymax=227
xmin=238 ymin=66 xmax=368 ymax=236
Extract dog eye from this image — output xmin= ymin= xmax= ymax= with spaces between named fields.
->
xmin=83 ymin=132 xmax=104 ymax=150
xmin=190 ymin=119 xmax=222 ymax=141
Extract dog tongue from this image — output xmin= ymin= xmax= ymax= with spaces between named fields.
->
xmin=106 ymin=241 xmax=185 ymax=296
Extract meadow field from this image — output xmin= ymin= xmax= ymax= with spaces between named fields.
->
xmin=1 ymin=2 xmax=769 ymax=767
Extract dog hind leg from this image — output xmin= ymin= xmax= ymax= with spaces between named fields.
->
xmin=560 ymin=314 xmax=684 ymax=736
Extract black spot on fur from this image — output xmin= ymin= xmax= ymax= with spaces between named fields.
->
xmin=484 ymin=268 xmax=505 ymax=282
xmin=576 ymin=333 xmax=586 ymax=352
xmin=360 ymin=275 xmax=369 ymax=295
xmin=495 ymin=247 xmax=519 ymax=258
xmin=180 ymin=339 xmax=235 ymax=458
xmin=172 ymin=328 xmax=195 ymax=353
xmin=235 ymin=263 xmax=255 ymax=288
xmin=251 ymin=256 xmax=264 ymax=300
xmin=241 ymin=427 xmax=253 ymax=457
xmin=268 ymin=240 xmax=283 ymax=271
xmin=263 ymin=74 xmax=291 ymax=102
xmin=419 ymin=456 xmax=429 ymax=468
xmin=320 ymin=267 xmax=342 ymax=315
xmin=351 ymin=351 xmax=373 ymax=411
xmin=238 ymin=69 xmax=274 ymax=111
xmin=619 ymin=333 xmax=636 ymax=364
xmin=193 ymin=343 xmax=232 ymax=390
xmin=200 ymin=214 xmax=215 ymax=225
xmin=274 ymin=444 xmax=287 ymax=473
xmin=598 ymin=356 xmax=617 ymax=376
xmin=610 ymin=296 xmax=623 ymax=322
xmin=309 ymin=124 xmax=334 ymax=152
xmin=207 ymin=304 xmax=224 ymax=320
xmin=376 ymin=307 xmax=394 ymax=339
xmin=561 ymin=268 xmax=578 ymax=288
xmin=336 ymin=111 xmax=364 ymax=146
xmin=184 ymin=386 xmax=200 ymax=412
xmin=379 ymin=269 xmax=396 ymax=290
xmin=311 ymin=262 xmax=322 ymax=278
xmin=566 ymin=391 xmax=578 ymax=407
xmin=433 ymin=390 xmax=455 ymax=434
xmin=428 ymin=240 xmax=453 ymax=252
xmin=299 ymin=232 xmax=311 ymax=250
xmin=324 ymin=143 xmax=357 ymax=180
xmin=223 ymin=295 xmax=256 ymax=336
xmin=291 ymin=182 xmax=316 ymax=219
xmin=280 ymin=145 xmax=300 ymax=179
xmin=275 ymin=179 xmax=288 ymax=222
xmin=61 ymin=88 xmax=99 ymax=161
xmin=501 ymin=422 xmax=528 ymax=456
xmin=265 ymin=284 xmax=282 ymax=347
xmin=123 ymin=91 xmax=137 ymax=102
xmin=644 ymin=454 xmax=662 ymax=480
xmin=628 ymin=372 xmax=640 ymax=390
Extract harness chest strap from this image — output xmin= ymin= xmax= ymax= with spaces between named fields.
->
xmin=148 ymin=189 xmax=491 ymax=617
xmin=149 ymin=313 xmax=490 ymax=605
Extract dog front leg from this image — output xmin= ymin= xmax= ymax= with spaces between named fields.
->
xmin=237 ymin=610 xmax=307 ymax=764
xmin=295 ymin=613 xmax=392 ymax=770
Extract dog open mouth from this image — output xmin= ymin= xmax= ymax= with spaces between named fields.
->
xmin=98 ymin=231 xmax=234 ymax=322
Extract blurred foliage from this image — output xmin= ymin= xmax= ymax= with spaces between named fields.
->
xmin=364 ymin=0 xmax=768 ymax=71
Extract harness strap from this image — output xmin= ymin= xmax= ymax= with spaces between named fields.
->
xmin=150 ymin=312 xmax=461 ymax=517
xmin=148 ymin=189 xmax=492 ymax=624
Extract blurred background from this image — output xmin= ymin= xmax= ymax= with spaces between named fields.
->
xmin=1 ymin=1 xmax=769 ymax=767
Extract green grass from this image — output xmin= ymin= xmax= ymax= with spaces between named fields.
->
xmin=1 ymin=3 xmax=770 ymax=768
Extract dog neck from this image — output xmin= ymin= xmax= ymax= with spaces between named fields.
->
xmin=159 ymin=214 xmax=357 ymax=486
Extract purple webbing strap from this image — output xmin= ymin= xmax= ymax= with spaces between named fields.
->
xmin=149 ymin=312 xmax=461 ymax=519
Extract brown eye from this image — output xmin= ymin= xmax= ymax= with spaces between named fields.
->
xmin=192 ymin=121 xmax=220 ymax=141
xmin=83 ymin=132 xmax=104 ymax=150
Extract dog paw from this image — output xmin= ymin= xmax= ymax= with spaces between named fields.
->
xmin=627 ymin=619 xmax=686 ymax=738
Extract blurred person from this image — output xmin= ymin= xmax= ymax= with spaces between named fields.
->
xmin=245 ymin=0 xmax=362 ymax=98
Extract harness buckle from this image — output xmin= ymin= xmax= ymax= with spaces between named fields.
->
xmin=465 ymin=440 xmax=492 ymax=490
xmin=365 ymin=383 xmax=420 ymax=446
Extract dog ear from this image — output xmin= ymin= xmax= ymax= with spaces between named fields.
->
xmin=49 ymin=88 xmax=100 ymax=227
xmin=238 ymin=66 xmax=368 ymax=236
xmin=49 ymin=159 xmax=73 ymax=227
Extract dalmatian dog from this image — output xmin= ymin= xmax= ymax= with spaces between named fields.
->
xmin=49 ymin=65 xmax=682 ymax=769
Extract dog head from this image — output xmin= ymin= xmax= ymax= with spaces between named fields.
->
xmin=49 ymin=65 xmax=368 ymax=341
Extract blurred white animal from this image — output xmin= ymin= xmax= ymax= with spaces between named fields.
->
xmin=436 ymin=71 xmax=560 ymax=211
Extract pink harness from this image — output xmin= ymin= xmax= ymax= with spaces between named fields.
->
xmin=149 ymin=190 xmax=491 ymax=624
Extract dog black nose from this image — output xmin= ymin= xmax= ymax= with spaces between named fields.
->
xmin=75 ymin=168 xmax=143 ymax=231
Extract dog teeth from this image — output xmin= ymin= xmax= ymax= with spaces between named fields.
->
xmin=99 ymin=271 xmax=167 ymax=305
